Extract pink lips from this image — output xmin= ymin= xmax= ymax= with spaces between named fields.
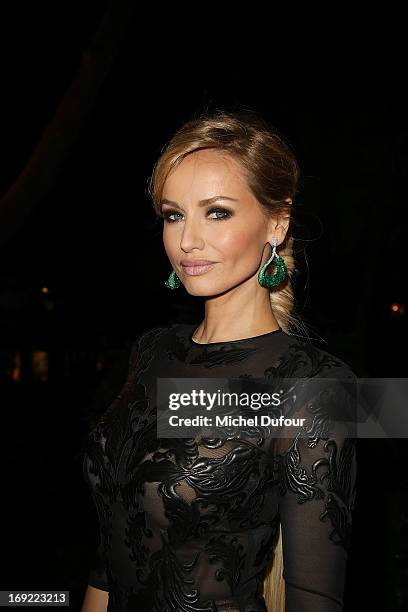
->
xmin=180 ymin=259 xmax=215 ymax=266
xmin=180 ymin=260 xmax=217 ymax=276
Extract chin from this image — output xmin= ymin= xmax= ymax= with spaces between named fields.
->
xmin=184 ymin=287 xmax=217 ymax=297
xmin=183 ymin=280 xmax=230 ymax=298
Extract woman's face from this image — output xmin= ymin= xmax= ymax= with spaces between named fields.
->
xmin=161 ymin=149 xmax=288 ymax=296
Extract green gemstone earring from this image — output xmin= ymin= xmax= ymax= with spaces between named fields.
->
xmin=164 ymin=269 xmax=181 ymax=290
xmin=258 ymin=238 xmax=287 ymax=288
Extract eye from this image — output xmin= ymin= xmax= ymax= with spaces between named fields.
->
xmin=161 ymin=210 xmax=183 ymax=223
xmin=207 ymin=207 xmax=232 ymax=220
xmin=160 ymin=207 xmax=233 ymax=223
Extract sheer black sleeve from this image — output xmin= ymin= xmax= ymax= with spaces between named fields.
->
xmin=85 ymin=333 xmax=146 ymax=591
xmin=275 ymin=366 xmax=358 ymax=611
xmin=88 ymin=541 xmax=109 ymax=592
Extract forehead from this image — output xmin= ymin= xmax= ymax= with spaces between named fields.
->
xmin=163 ymin=150 xmax=249 ymax=198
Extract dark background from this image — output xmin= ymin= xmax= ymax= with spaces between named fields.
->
xmin=0 ymin=3 xmax=407 ymax=610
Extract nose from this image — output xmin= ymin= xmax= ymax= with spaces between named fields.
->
xmin=180 ymin=217 xmax=205 ymax=252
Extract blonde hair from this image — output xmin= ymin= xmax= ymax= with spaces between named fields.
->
xmin=147 ymin=108 xmax=312 ymax=611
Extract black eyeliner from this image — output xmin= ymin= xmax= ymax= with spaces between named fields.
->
xmin=161 ymin=207 xmax=233 ymax=223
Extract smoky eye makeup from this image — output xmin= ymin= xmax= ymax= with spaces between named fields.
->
xmin=160 ymin=206 xmax=234 ymax=223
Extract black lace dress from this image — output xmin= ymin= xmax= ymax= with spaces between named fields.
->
xmin=83 ymin=323 xmax=357 ymax=612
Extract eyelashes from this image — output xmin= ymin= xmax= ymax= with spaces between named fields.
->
xmin=161 ymin=207 xmax=233 ymax=223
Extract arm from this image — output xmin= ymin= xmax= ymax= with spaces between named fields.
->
xmin=276 ymin=370 xmax=358 ymax=611
xmin=87 ymin=541 xmax=110 ymax=592
xmin=81 ymin=332 xmax=151 ymax=609
xmin=82 ymin=525 xmax=110 ymax=611
xmin=81 ymin=586 xmax=108 ymax=612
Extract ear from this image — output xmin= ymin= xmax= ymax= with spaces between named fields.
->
xmin=267 ymin=198 xmax=292 ymax=245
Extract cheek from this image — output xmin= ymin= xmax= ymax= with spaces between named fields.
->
xmin=162 ymin=227 xmax=176 ymax=256
xmin=217 ymin=227 xmax=262 ymax=260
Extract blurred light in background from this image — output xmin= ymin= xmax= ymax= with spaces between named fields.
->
xmin=31 ymin=350 xmax=48 ymax=381
xmin=390 ymin=302 xmax=406 ymax=315
xmin=11 ymin=350 xmax=22 ymax=382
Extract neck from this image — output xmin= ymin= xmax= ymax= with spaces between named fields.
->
xmin=192 ymin=278 xmax=280 ymax=344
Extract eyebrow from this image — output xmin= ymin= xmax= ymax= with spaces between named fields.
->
xmin=160 ymin=196 xmax=239 ymax=209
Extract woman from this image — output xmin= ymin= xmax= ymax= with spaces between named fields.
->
xmin=81 ymin=110 xmax=357 ymax=611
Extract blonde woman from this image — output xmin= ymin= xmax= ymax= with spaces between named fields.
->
xmin=82 ymin=110 xmax=357 ymax=612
